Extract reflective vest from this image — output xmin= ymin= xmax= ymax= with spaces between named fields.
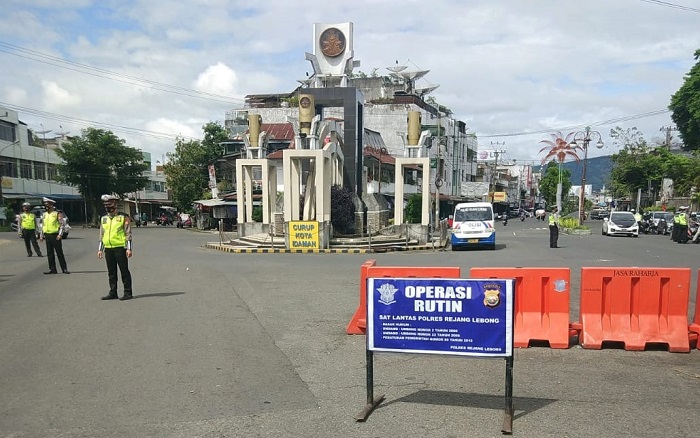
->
xmin=20 ymin=212 xmax=36 ymax=230
xmin=43 ymin=211 xmax=60 ymax=234
xmin=101 ymin=214 xmax=127 ymax=248
xmin=548 ymin=213 xmax=558 ymax=226
xmin=677 ymin=213 xmax=687 ymax=226
xmin=634 ymin=213 xmax=642 ymax=222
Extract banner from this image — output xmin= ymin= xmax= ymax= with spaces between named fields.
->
xmin=207 ymin=164 xmax=217 ymax=189
xmin=367 ymin=278 xmax=514 ymax=357
xmin=476 ymin=149 xmax=500 ymax=162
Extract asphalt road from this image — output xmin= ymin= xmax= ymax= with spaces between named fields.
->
xmin=0 ymin=220 xmax=698 ymax=437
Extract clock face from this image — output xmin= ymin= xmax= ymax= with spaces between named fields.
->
xmin=319 ymin=27 xmax=346 ymax=58
xmin=300 ymin=97 xmax=311 ymax=108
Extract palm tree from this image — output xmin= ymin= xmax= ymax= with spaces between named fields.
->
xmin=539 ymin=131 xmax=582 ymax=212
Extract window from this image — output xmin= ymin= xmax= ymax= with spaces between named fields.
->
xmin=19 ymin=159 xmax=32 ymax=179
xmin=1 ymin=158 xmax=17 ymax=177
xmin=34 ymin=162 xmax=46 ymax=180
xmin=47 ymin=164 xmax=58 ymax=181
xmin=0 ymin=120 xmax=16 ymax=142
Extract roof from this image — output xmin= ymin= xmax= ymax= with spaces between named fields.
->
xmin=261 ymin=123 xmax=295 ymax=141
xmin=193 ymin=199 xmax=237 ymax=207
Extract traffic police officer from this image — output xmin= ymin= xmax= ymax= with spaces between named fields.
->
xmin=548 ymin=206 xmax=560 ymax=248
xmin=675 ymin=206 xmax=689 ymax=244
xmin=98 ymin=194 xmax=133 ymax=301
xmin=19 ymin=202 xmax=43 ymax=257
xmin=39 ymin=197 xmax=69 ymax=274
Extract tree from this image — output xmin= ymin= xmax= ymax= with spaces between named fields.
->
xmin=164 ymin=122 xmax=228 ymax=211
xmin=609 ymin=126 xmax=651 ymax=154
xmin=404 ymin=193 xmax=423 ymax=224
xmin=610 ymin=133 xmax=700 ymax=206
xmin=669 ymin=49 xmax=700 ymax=150
xmin=538 ymin=162 xmax=572 ymax=211
xmin=56 ymin=128 xmax=148 ymax=224
xmin=330 ymin=185 xmax=355 ymax=234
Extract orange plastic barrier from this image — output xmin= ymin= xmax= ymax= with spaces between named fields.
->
xmin=689 ymin=270 xmax=700 ymax=349
xmin=470 ymin=267 xmax=572 ymax=349
xmin=346 ymin=260 xmax=461 ymax=335
xmin=577 ymin=267 xmax=691 ymax=353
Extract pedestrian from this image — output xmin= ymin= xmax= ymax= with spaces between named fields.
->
xmin=18 ymin=202 xmax=43 ymax=257
xmin=98 ymin=194 xmax=133 ymax=301
xmin=39 ymin=197 xmax=69 ymax=274
xmin=548 ymin=206 xmax=560 ymax=248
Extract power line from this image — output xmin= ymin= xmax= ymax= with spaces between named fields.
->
xmin=0 ymin=101 xmax=200 ymax=142
xmin=0 ymin=41 xmax=246 ymax=105
xmin=479 ymin=109 xmax=671 ymax=138
xmin=637 ymin=0 xmax=700 ymax=13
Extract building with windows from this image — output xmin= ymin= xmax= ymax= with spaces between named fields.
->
xmin=1 ymin=106 xmax=171 ymax=223
xmin=220 ymin=70 xmax=478 ymax=222
xmin=0 ymin=107 xmax=83 ymax=221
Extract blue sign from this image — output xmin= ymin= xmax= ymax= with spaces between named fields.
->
xmin=367 ymin=278 xmax=514 ymax=357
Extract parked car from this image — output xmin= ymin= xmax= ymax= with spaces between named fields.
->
xmin=602 ymin=211 xmax=639 ymax=237
xmin=648 ymin=211 xmax=674 ymax=234
xmin=589 ymin=208 xmax=610 ymax=220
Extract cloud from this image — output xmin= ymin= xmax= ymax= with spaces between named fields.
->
xmin=1 ymin=0 xmax=698 ymax=166
xmin=41 ymin=81 xmax=81 ymax=111
xmin=193 ymin=62 xmax=239 ymax=97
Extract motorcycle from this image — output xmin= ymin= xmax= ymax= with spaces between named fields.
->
xmin=157 ymin=214 xmax=173 ymax=226
xmin=656 ymin=218 xmax=669 ymax=235
xmin=639 ymin=219 xmax=651 ymax=234
xmin=689 ymin=221 xmax=699 ymax=243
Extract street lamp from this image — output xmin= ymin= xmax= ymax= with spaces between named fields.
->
xmin=570 ymin=127 xmax=604 ymax=226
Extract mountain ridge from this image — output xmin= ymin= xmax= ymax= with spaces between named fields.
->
xmin=534 ymin=155 xmax=613 ymax=192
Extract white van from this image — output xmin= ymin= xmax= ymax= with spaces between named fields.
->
xmin=450 ymin=202 xmax=495 ymax=250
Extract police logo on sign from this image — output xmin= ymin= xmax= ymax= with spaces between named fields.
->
xmin=483 ymin=284 xmax=502 ymax=308
xmin=377 ymin=283 xmax=399 ymax=305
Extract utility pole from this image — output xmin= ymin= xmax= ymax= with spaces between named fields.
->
xmin=434 ymin=112 xmax=442 ymax=232
xmin=489 ymin=142 xmax=506 ymax=204
xmin=659 ymin=125 xmax=677 ymax=151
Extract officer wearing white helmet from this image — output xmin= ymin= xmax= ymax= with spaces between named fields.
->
xmin=18 ymin=202 xmax=42 ymax=257
xmin=97 ymin=194 xmax=133 ymax=300
xmin=675 ymin=206 xmax=689 ymax=244
xmin=39 ymin=197 xmax=69 ymax=274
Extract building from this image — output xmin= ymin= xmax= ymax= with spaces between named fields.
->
xmin=1 ymin=106 xmax=170 ymax=223
xmin=0 ymin=107 xmax=83 ymax=221
xmin=221 ymin=68 xmax=478 ymax=221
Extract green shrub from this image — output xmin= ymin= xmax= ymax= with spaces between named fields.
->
xmin=404 ymin=194 xmax=422 ymax=224
xmin=560 ymin=217 xmax=589 ymax=230
xmin=252 ymin=206 xmax=263 ymax=222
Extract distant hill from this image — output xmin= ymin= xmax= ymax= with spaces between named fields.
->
xmin=534 ymin=155 xmax=613 ymax=192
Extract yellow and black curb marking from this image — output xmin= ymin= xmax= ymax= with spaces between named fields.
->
xmin=204 ymin=243 xmax=443 ymax=254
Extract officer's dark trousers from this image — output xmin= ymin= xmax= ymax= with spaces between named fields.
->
xmin=677 ymin=224 xmax=688 ymax=243
xmin=44 ymin=233 xmax=67 ymax=272
xmin=105 ymin=247 xmax=132 ymax=296
xmin=549 ymin=225 xmax=559 ymax=248
xmin=22 ymin=229 xmax=42 ymax=256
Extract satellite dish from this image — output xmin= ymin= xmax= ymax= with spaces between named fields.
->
xmin=55 ymin=125 xmax=70 ymax=137
xmin=415 ymin=84 xmax=440 ymax=96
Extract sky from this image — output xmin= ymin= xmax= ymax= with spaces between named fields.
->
xmin=1 ymin=0 xmax=699 ymax=168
